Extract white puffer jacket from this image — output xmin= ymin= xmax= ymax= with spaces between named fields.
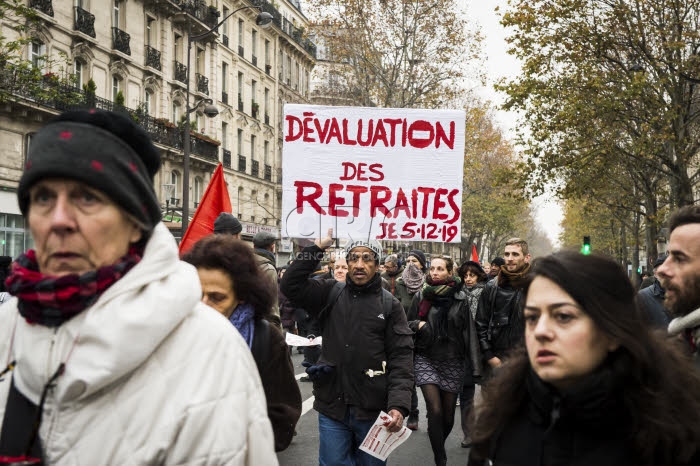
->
xmin=0 ymin=223 xmax=277 ymax=465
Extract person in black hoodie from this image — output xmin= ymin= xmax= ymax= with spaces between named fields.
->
xmin=469 ymin=251 xmax=700 ymax=466
xmin=407 ymin=256 xmax=480 ymax=466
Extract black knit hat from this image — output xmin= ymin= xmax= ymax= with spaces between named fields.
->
xmin=213 ymin=212 xmax=242 ymax=235
xmin=491 ymin=257 xmax=505 ymax=267
xmin=408 ymin=249 xmax=427 ymax=270
xmin=18 ymin=110 xmax=161 ymax=231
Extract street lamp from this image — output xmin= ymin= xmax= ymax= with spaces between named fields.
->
xmin=181 ymin=5 xmax=274 ymax=234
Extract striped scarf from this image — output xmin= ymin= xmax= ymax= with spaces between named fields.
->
xmin=417 ymin=276 xmax=462 ymax=318
xmin=5 ymin=248 xmax=142 ymax=327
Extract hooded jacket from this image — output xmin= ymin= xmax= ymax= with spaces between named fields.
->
xmin=254 ymin=248 xmax=280 ymax=324
xmin=0 ymin=224 xmax=277 ymax=465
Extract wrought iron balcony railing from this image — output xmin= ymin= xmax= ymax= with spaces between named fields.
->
xmin=238 ymin=45 xmax=244 ymax=58
xmin=145 ymin=45 xmax=161 ymax=71
xmin=221 ymin=91 xmax=228 ymax=105
xmin=74 ymin=7 xmax=95 ymax=37
xmin=251 ymin=160 xmax=259 ymax=177
xmin=183 ymin=1 xmax=220 ymax=29
xmin=222 ymin=149 xmax=231 ymax=169
xmin=112 ymin=27 xmax=131 ymax=55
xmin=238 ymin=154 xmax=246 ymax=173
xmin=222 ymin=35 xmax=229 ymax=47
xmin=174 ymin=61 xmax=187 ymax=84
xmin=264 ymin=164 xmax=272 ymax=181
xmin=30 ymin=0 xmax=53 ymax=16
xmin=196 ymin=73 xmax=209 ymax=95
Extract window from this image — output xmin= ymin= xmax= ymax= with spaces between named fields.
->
xmin=251 ymin=134 xmax=256 ymax=160
xmin=196 ymin=48 xmax=204 ymax=74
xmin=238 ymin=19 xmax=243 ymax=48
xmin=170 ymin=170 xmax=180 ymax=198
xmin=222 ymin=7 xmax=229 ymax=36
xmin=265 ymin=40 xmax=270 ymax=66
xmin=194 ymin=177 xmax=203 ymax=205
xmin=237 ymin=129 xmax=243 ymax=155
xmin=172 ymin=102 xmax=181 ymax=123
xmin=264 ymin=88 xmax=269 ymax=116
xmin=0 ymin=214 xmax=33 ymax=260
xmin=264 ymin=140 xmax=269 ymax=165
xmin=112 ymin=76 xmax=122 ymax=101
xmin=30 ymin=42 xmax=45 ymax=70
xmin=74 ymin=60 xmax=84 ymax=88
xmin=146 ymin=17 xmax=155 ymax=47
xmin=144 ymin=90 xmax=152 ymax=114
xmin=251 ymin=80 xmax=257 ymax=101
xmin=222 ymin=122 xmax=228 ymax=149
xmin=252 ymin=29 xmax=257 ymax=57
xmin=113 ymin=0 xmax=121 ymax=28
xmin=174 ymin=34 xmax=182 ymax=61
xmin=222 ymin=62 xmax=228 ymax=92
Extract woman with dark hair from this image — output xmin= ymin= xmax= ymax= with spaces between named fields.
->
xmin=407 ymin=256 xmax=481 ymax=466
xmin=183 ymin=235 xmax=302 ymax=452
xmin=470 ymin=251 xmax=700 ymax=466
xmin=456 ymin=260 xmax=488 ymax=448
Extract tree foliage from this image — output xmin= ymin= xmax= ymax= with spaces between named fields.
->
xmin=307 ymin=0 xmax=484 ymax=108
xmin=499 ymin=0 xmax=700 ymax=209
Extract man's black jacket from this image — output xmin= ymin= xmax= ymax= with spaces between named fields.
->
xmin=280 ymin=245 xmax=414 ymax=421
xmin=475 ymin=276 xmax=525 ymax=361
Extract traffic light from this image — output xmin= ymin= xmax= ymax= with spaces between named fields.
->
xmin=582 ymin=236 xmax=591 ymax=255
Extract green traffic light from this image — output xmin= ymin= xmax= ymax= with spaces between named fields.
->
xmin=582 ymin=244 xmax=591 ymax=255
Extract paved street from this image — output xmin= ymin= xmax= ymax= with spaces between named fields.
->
xmin=277 ymin=350 xmax=470 ymax=466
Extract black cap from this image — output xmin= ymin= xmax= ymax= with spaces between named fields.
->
xmin=408 ymin=249 xmax=427 ymax=270
xmin=491 ymin=257 xmax=505 ymax=267
xmin=654 ymin=255 xmax=667 ymax=268
xmin=213 ymin=212 xmax=242 ymax=235
xmin=253 ymin=231 xmax=277 ymax=248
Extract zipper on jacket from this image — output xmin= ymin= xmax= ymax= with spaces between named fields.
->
xmin=544 ymin=396 xmax=561 ymax=435
xmin=41 ymin=328 xmax=60 ymax=461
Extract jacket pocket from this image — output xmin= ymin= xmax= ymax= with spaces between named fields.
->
xmin=414 ymin=322 xmax=433 ymax=351
xmin=311 ymin=362 xmax=338 ymax=403
xmin=359 ymin=372 xmax=388 ymax=412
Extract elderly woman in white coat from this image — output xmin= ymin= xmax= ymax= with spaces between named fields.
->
xmin=0 ymin=110 xmax=276 ymax=465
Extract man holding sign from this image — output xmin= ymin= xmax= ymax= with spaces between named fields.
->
xmin=281 ymin=229 xmax=414 ymax=465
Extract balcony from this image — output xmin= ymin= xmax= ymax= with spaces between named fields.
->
xmin=196 ymin=73 xmax=209 ymax=95
xmin=252 ymin=55 xmax=258 ymax=67
xmin=264 ymin=164 xmax=272 ymax=181
xmin=190 ymin=134 xmax=218 ymax=162
xmin=74 ymin=7 xmax=96 ymax=38
xmin=174 ymin=61 xmax=187 ymax=84
xmin=238 ymin=45 xmax=244 ymax=58
xmin=238 ymin=94 xmax=243 ymax=112
xmin=222 ymin=34 xmax=229 ymax=47
xmin=145 ymin=45 xmax=161 ymax=71
xmin=183 ymin=1 xmax=220 ymax=29
xmin=221 ymin=91 xmax=228 ymax=105
xmin=112 ymin=27 xmax=131 ymax=56
xmin=223 ymin=149 xmax=232 ymax=168
xmin=250 ymin=0 xmax=317 ymax=59
xmin=238 ymin=154 xmax=246 ymax=173
xmin=251 ymin=160 xmax=259 ymax=177
xmin=30 ymin=0 xmax=53 ymax=16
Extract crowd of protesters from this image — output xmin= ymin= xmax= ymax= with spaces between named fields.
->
xmin=0 ymin=110 xmax=699 ymax=465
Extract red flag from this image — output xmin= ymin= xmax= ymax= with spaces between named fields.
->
xmin=178 ymin=163 xmax=232 ymax=255
xmin=471 ymin=244 xmax=479 ymax=263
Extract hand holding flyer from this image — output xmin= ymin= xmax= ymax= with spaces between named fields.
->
xmin=285 ymin=332 xmax=322 ymax=346
xmin=359 ymin=411 xmax=412 ymax=461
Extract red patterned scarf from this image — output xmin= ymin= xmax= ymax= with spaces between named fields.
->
xmin=4 ymin=248 xmax=142 ymax=327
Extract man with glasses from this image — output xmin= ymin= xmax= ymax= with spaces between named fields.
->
xmin=281 ymin=229 xmax=414 ymax=466
xmin=381 ymin=254 xmax=403 ymax=297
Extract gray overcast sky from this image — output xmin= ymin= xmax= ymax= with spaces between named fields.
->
xmin=468 ymin=0 xmax=564 ymax=246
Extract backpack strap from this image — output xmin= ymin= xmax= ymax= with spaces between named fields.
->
xmin=252 ymin=318 xmax=271 ymax=370
xmin=381 ymin=288 xmax=394 ymax=317
xmin=317 ymin=281 xmax=346 ymax=331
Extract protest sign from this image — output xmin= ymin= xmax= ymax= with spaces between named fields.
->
xmin=281 ymin=105 xmax=466 ymax=243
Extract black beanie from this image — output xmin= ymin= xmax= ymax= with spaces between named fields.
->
xmin=408 ymin=249 xmax=427 ymax=270
xmin=213 ymin=212 xmax=243 ymax=235
xmin=18 ymin=110 xmax=161 ymax=231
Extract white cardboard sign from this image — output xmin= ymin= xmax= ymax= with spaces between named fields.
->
xmin=281 ymin=105 xmax=466 ymax=243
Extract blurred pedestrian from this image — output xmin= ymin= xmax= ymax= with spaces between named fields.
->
xmin=253 ymin=231 xmax=281 ymax=326
xmin=657 ymin=205 xmax=700 ymax=366
xmin=489 ymin=257 xmax=505 ymax=279
xmin=0 ymin=110 xmax=275 ymax=465
xmin=470 ymin=251 xmax=700 ymax=466
xmin=183 ymin=234 xmax=301 ymax=452
xmin=637 ymin=255 xmax=670 ymax=329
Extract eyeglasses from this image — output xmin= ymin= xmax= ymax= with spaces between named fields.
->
xmin=347 ymin=252 xmax=376 ymax=263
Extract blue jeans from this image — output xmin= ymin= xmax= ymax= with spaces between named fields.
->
xmin=318 ymin=409 xmax=387 ymax=466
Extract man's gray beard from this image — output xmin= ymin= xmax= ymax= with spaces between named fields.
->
xmin=666 ymin=272 xmax=700 ymax=317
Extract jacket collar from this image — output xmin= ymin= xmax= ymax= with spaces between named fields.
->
xmin=12 ymin=223 xmax=201 ymax=404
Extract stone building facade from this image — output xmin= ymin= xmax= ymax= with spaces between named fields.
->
xmin=0 ymin=0 xmax=316 ymax=264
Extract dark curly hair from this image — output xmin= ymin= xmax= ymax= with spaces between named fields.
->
xmin=471 ymin=251 xmax=700 ymax=465
xmin=182 ymin=235 xmax=274 ymax=320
